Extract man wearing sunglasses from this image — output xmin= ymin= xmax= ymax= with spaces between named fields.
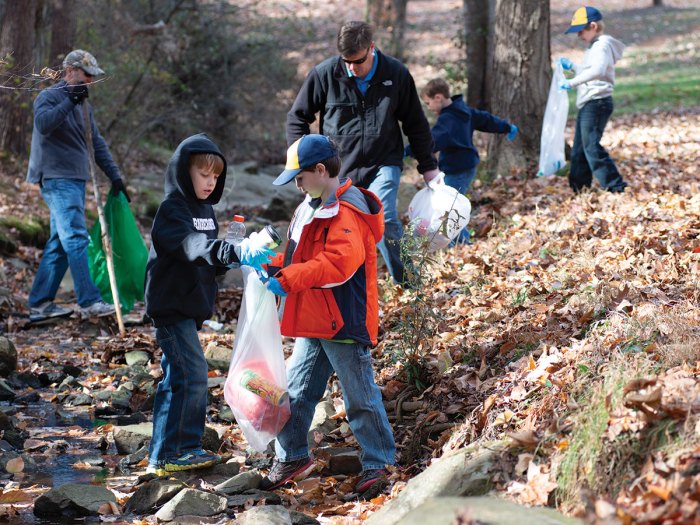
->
xmin=287 ymin=21 xmax=439 ymax=287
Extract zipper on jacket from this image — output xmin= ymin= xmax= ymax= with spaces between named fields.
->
xmin=321 ymin=289 xmax=338 ymax=331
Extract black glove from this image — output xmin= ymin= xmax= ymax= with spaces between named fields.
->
xmin=111 ymin=179 xmax=131 ymax=202
xmin=67 ymin=83 xmax=89 ymax=105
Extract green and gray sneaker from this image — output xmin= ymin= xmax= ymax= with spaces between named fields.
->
xmin=163 ymin=450 xmax=222 ymax=472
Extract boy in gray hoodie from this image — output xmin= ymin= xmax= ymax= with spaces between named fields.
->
xmin=560 ymin=6 xmax=627 ymax=193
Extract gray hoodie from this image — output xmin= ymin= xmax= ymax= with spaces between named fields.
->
xmin=569 ymin=35 xmax=625 ymax=109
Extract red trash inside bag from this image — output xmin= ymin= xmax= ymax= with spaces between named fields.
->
xmin=225 ymin=359 xmax=290 ymax=435
xmin=224 ymin=267 xmax=290 ymax=451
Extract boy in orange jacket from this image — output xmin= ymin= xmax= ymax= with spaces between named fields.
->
xmin=261 ymin=134 xmax=396 ymax=500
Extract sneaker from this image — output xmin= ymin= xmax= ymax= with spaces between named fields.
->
xmin=259 ymin=457 xmax=315 ymax=491
xmin=79 ymin=300 xmax=115 ymax=319
xmin=163 ymin=450 xmax=222 ymax=473
xmin=145 ymin=464 xmax=167 ymax=476
xmin=29 ymin=301 xmax=73 ymax=323
xmin=354 ymin=469 xmax=388 ymax=500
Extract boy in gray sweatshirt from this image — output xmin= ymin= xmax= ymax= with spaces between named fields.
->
xmin=560 ymin=6 xmax=627 ymax=193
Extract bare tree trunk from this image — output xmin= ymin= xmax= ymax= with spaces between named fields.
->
xmin=0 ymin=0 xmax=38 ymax=157
xmin=366 ymin=0 xmax=408 ymax=60
xmin=389 ymin=0 xmax=408 ymax=61
xmin=486 ymin=0 xmax=550 ymax=175
xmin=653 ymin=0 xmax=663 ymax=6
xmin=49 ymin=0 xmax=76 ymax=66
xmin=463 ymin=0 xmax=490 ymax=109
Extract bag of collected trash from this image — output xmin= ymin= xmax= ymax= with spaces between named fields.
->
xmin=538 ymin=61 xmax=570 ymax=177
xmin=224 ymin=267 xmax=290 ymax=451
xmin=407 ymin=174 xmax=471 ymax=251
xmin=87 ymin=192 xmax=148 ymax=313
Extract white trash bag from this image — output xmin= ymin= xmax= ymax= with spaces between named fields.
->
xmin=224 ymin=266 xmax=290 ymax=452
xmin=538 ymin=61 xmax=569 ymax=177
xmin=407 ymin=174 xmax=471 ymax=251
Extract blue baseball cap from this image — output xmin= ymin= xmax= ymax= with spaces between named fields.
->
xmin=273 ymin=135 xmax=339 ymax=186
xmin=565 ymin=6 xmax=603 ymax=34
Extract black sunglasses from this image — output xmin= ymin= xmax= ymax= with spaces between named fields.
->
xmin=342 ymin=47 xmax=372 ymax=66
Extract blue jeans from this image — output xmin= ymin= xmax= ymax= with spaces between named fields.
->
xmin=274 ymin=338 xmax=396 ymax=471
xmin=444 ymin=168 xmax=477 ymax=245
xmin=367 ymin=166 xmax=410 ymax=285
xmin=569 ymin=97 xmax=627 ymax=193
xmin=148 ymin=319 xmax=209 ymax=465
xmin=28 ymin=179 xmax=103 ymax=308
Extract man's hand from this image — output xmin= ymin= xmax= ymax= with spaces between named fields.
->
xmin=67 ymin=83 xmax=89 ymax=105
xmin=265 ymin=277 xmax=288 ymax=297
xmin=507 ymin=124 xmax=518 ymax=141
xmin=422 ymin=169 xmax=440 ymax=184
xmin=238 ymin=239 xmax=274 ymax=270
xmin=559 ymin=57 xmax=574 ymax=70
xmin=111 ymin=179 xmax=131 ymax=202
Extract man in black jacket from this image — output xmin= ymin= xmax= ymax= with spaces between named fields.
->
xmin=287 ymin=21 xmax=439 ymax=286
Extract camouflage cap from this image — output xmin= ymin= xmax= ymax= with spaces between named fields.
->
xmin=62 ymin=49 xmax=105 ymax=76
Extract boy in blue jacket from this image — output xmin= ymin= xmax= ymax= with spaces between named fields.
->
xmin=144 ymin=133 xmax=273 ymax=475
xmin=417 ymin=78 xmax=518 ymax=243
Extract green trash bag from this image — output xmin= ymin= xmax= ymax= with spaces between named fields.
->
xmin=88 ymin=192 xmax=148 ymax=313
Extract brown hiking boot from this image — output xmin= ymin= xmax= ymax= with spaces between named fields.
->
xmin=259 ymin=457 xmax=315 ymax=490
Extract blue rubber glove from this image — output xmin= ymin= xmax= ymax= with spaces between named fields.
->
xmin=560 ymin=82 xmax=572 ymax=91
xmin=238 ymin=238 xmax=274 ymax=270
xmin=266 ymin=277 xmax=287 ymax=297
xmin=403 ymin=144 xmax=412 ymax=159
xmin=507 ymin=124 xmax=518 ymax=141
xmin=559 ymin=57 xmax=573 ymax=70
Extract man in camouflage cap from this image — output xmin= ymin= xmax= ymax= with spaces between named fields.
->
xmin=25 ymin=49 xmax=129 ymax=322
xmin=62 ymin=49 xmax=105 ymax=77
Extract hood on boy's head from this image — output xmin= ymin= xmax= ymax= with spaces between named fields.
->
xmin=164 ymin=133 xmax=227 ymax=204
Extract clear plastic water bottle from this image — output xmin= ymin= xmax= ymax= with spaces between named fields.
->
xmin=248 ymin=225 xmax=282 ymax=250
xmin=225 ymin=215 xmax=246 ymax=245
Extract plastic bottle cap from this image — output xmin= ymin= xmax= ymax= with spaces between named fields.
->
xmin=233 ymin=215 xmax=245 ymax=222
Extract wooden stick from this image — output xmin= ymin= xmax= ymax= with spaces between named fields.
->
xmin=82 ymin=102 xmax=125 ymax=336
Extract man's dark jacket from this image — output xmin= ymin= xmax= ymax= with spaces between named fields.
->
xmin=286 ymin=50 xmax=437 ymax=188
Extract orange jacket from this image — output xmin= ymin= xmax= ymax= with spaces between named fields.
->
xmin=271 ymin=179 xmax=384 ymax=346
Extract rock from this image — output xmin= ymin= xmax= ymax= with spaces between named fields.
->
xmin=125 ymin=350 xmax=150 ymax=367
xmin=14 ymin=391 xmax=41 ymax=404
xmin=154 ymin=488 xmax=227 ymax=522
xmin=202 ymin=426 xmax=221 ymax=453
xmin=33 ymin=484 xmax=117 ymax=519
xmin=397 ymin=496 xmax=581 ymax=525
xmin=119 ymin=445 xmax=149 ymax=470
xmin=123 ymin=478 xmax=186 ymax=514
xmin=289 ymin=510 xmax=320 ymax=524
xmin=226 ymin=489 xmax=282 ymax=507
xmin=307 ymin=399 xmax=337 ymax=449
xmin=204 ymin=343 xmax=232 ymax=371
xmin=0 ymin=379 xmax=15 ymax=401
xmin=113 ymin=423 xmax=153 ymax=454
xmin=214 ymin=470 xmax=262 ymax=495
xmin=366 ymin=442 xmax=505 ymax=525
xmin=69 ymin=393 xmax=93 ymax=406
xmin=235 ymin=505 xmax=292 ymax=525
xmin=218 ymin=404 xmax=234 ymax=422
xmin=0 ymin=337 xmax=17 ymax=377
xmin=207 ymin=376 xmax=226 ymax=389
xmin=326 ymin=448 xmax=362 ymax=475
xmin=62 ymin=364 xmax=83 ymax=377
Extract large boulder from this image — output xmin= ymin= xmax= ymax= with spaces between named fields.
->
xmin=34 ymin=484 xmax=117 ymax=519
xmin=366 ymin=442 xmax=504 ymax=525
xmin=394 ymin=496 xmax=581 ymax=525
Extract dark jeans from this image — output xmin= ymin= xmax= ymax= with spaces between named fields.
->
xmin=569 ymin=97 xmax=627 ymax=193
xmin=148 ymin=319 xmax=208 ymax=466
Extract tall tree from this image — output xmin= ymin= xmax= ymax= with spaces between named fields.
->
xmin=366 ymin=0 xmax=409 ymax=60
xmin=49 ymin=0 xmax=76 ymax=66
xmin=0 ymin=0 xmax=38 ymax=157
xmin=463 ymin=0 xmax=493 ymax=109
xmin=486 ymin=0 xmax=550 ymax=175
